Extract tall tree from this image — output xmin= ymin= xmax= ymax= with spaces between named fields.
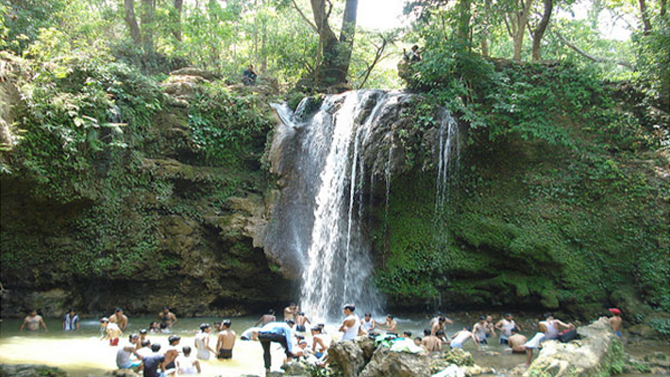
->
xmin=140 ymin=0 xmax=155 ymax=55
xmin=172 ymin=0 xmax=184 ymax=41
xmin=504 ymin=0 xmax=535 ymax=60
xmin=123 ymin=0 xmax=141 ymax=45
xmin=531 ymin=0 xmax=553 ymax=61
xmin=304 ymin=0 xmax=359 ymax=87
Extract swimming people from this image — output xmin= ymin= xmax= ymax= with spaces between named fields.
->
xmin=421 ymin=329 xmax=442 ymax=352
xmin=361 ymin=313 xmax=375 ymax=333
xmin=63 ymin=309 xmax=79 ymax=331
xmin=254 ymin=309 xmax=277 ymax=327
xmin=524 ymin=313 xmax=574 ymax=365
xmin=450 ymin=327 xmax=474 ymax=349
xmin=295 ymin=312 xmax=311 ymax=332
xmin=176 ymin=346 xmax=201 ymax=375
xmin=110 ymin=308 xmax=128 ymax=332
xmin=608 ymin=308 xmax=623 ymax=337
xmin=258 ymin=320 xmax=296 ymax=375
xmin=284 ymin=303 xmax=299 ymax=321
xmin=375 ymin=314 xmax=398 ymax=335
xmin=194 ymin=323 xmax=216 ymax=360
xmin=158 ymin=306 xmax=178 ymax=328
xmin=142 ymin=347 xmax=178 ymax=377
xmin=20 ymin=310 xmax=48 ymax=332
xmin=100 ymin=317 xmax=122 ymax=346
xmin=472 ymin=316 xmax=489 ymax=344
xmin=216 ymin=320 xmax=236 ymax=360
xmin=339 ymin=304 xmax=362 ymax=341
xmin=116 ymin=334 xmax=143 ymax=370
xmin=495 ymin=313 xmax=520 ymax=344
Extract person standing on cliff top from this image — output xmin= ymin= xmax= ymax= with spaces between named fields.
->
xmin=158 ymin=306 xmax=178 ymax=329
xmin=608 ymin=308 xmax=623 ymax=337
xmin=110 ymin=308 xmax=128 ymax=332
xmin=255 ymin=309 xmax=276 ymax=327
xmin=20 ymin=309 xmax=48 ymax=332
xmin=216 ymin=320 xmax=236 ymax=360
xmin=284 ymin=303 xmax=299 ymax=321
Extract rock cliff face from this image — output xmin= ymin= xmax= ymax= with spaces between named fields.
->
xmin=0 ymin=63 xmax=290 ymax=318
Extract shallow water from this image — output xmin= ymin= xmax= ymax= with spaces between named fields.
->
xmin=0 ymin=315 xmax=667 ymax=376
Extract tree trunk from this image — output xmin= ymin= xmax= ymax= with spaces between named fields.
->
xmin=141 ymin=0 xmax=155 ymax=55
xmin=532 ymin=0 xmax=553 ymax=61
xmin=123 ymin=0 xmax=142 ymax=46
xmin=456 ymin=0 xmax=472 ymax=45
xmin=513 ymin=0 xmax=534 ymax=61
xmin=309 ymin=0 xmax=356 ymax=86
xmin=173 ymin=0 xmax=183 ymax=42
xmin=638 ymin=0 xmax=652 ymax=34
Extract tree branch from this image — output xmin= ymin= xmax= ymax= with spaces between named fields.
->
xmin=553 ymin=30 xmax=633 ymax=69
xmin=292 ymin=0 xmax=318 ymax=33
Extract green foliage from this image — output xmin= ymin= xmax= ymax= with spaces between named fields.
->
xmin=649 ymin=318 xmax=670 ymax=338
xmin=187 ymin=82 xmax=274 ymax=167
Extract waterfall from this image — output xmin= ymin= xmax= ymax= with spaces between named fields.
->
xmin=434 ymin=109 xmax=460 ymax=225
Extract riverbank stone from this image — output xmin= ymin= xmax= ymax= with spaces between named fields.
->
xmin=0 ymin=364 xmax=67 ymax=377
xmin=359 ymin=347 xmax=431 ymax=377
xmin=523 ymin=318 xmax=625 ymax=377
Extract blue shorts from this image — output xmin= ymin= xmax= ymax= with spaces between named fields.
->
xmin=615 ymin=331 xmax=621 ymax=337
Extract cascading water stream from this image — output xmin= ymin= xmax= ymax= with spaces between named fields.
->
xmin=434 ymin=108 xmax=460 ymax=225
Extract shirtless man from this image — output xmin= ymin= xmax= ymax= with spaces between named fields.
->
xmin=431 ymin=317 xmax=451 ymax=335
xmin=158 ymin=306 xmax=178 ymax=328
xmin=195 ymin=323 xmax=216 ymax=360
xmin=421 ymin=329 xmax=442 ymax=352
xmin=472 ymin=316 xmax=489 ymax=344
xmin=608 ymin=308 xmax=623 ymax=337
xmin=254 ymin=309 xmax=277 ymax=327
xmin=20 ymin=310 xmax=48 ymax=332
xmin=507 ymin=328 xmax=527 ymax=354
xmin=339 ymin=304 xmax=362 ymax=340
xmin=495 ymin=313 xmax=521 ymax=345
xmin=295 ymin=312 xmax=311 ymax=332
xmin=485 ymin=315 xmax=496 ymax=338
xmin=216 ymin=320 xmax=236 ymax=360
xmin=284 ymin=303 xmax=299 ymax=321
xmin=110 ymin=308 xmax=128 ymax=332
xmin=375 ymin=314 xmax=398 ymax=335
xmin=430 ymin=315 xmax=453 ymax=330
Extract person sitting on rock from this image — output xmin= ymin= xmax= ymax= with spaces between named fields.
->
xmin=523 ymin=313 xmax=574 ymax=366
xmin=608 ymin=308 xmax=623 ymax=337
xmin=403 ymin=45 xmax=422 ymax=62
xmin=242 ymin=64 xmax=257 ymax=86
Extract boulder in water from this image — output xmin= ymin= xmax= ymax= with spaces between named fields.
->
xmin=328 ymin=339 xmax=368 ymax=377
xmin=524 ymin=318 xmax=625 ymax=377
xmin=359 ymin=347 xmax=431 ymax=377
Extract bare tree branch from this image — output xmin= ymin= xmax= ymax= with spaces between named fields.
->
xmin=292 ymin=0 xmax=318 ymax=33
xmin=553 ymin=30 xmax=633 ymax=69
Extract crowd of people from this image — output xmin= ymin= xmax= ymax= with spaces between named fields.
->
xmin=18 ymin=303 xmax=624 ymax=376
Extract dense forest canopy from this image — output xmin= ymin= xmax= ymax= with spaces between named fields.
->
xmin=0 ymin=0 xmax=667 ymax=102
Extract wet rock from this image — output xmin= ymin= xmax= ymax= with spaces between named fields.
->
xmin=524 ymin=318 xmax=625 ymax=377
xmin=104 ymin=371 xmax=141 ymax=377
xmin=645 ymin=352 xmax=670 ymax=368
xmin=328 ymin=339 xmax=367 ymax=377
xmin=359 ymin=347 xmax=431 ymax=377
xmin=0 ymin=364 xmax=68 ymax=377
xmin=281 ymin=360 xmax=311 ymax=376
xmin=169 ymin=67 xmax=217 ymax=81
xmin=430 ymin=348 xmax=476 ymax=373
xmin=628 ymin=324 xmax=656 ymax=338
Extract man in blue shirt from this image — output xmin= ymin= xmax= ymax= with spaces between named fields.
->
xmin=258 ymin=319 xmax=296 ymax=374
xmin=242 ymin=64 xmax=257 ymax=86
